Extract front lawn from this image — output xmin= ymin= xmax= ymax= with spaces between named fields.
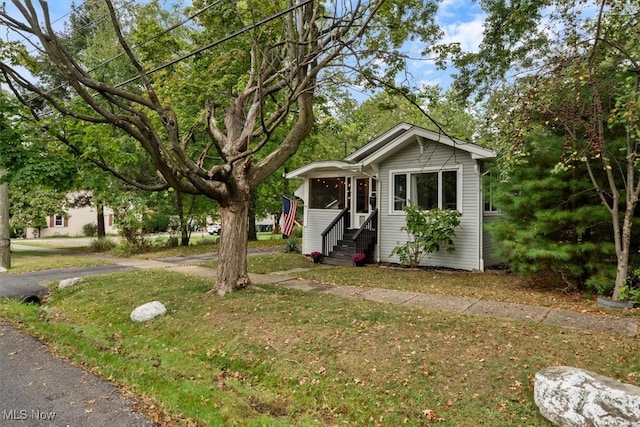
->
xmin=296 ymin=265 xmax=640 ymax=317
xmin=7 ymin=250 xmax=115 ymax=274
xmin=131 ymin=234 xmax=285 ymax=260
xmin=1 ymin=268 xmax=638 ymax=426
xmin=199 ymin=253 xmax=325 ymax=274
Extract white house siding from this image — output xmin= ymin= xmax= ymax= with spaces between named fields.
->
xmin=302 ymin=209 xmax=344 ymax=254
xmin=33 ymin=205 xmax=116 ymax=238
xmin=377 ymin=140 xmax=483 ymax=270
xmin=482 ymin=214 xmax=502 ymax=267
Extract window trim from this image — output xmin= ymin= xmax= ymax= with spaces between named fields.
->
xmin=53 ymin=214 xmax=64 ymax=228
xmin=481 ymin=164 xmax=500 ymax=215
xmin=389 ymin=166 xmax=462 ymax=214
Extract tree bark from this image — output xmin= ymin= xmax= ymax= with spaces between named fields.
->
xmin=96 ymin=203 xmax=106 ymax=238
xmin=248 ymin=190 xmax=257 ymax=241
xmin=0 ymin=170 xmax=10 ymax=270
xmin=612 ymin=193 xmax=637 ymax=300
xmin=214 ymin=198 xmax=251 ymax=296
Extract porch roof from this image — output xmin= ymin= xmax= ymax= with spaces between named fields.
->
xmin=285 ymin=160 xmax=361 ymax=179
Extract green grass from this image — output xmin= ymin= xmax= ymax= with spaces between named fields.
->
xmin=199 ymin=253 xmax=324 ymax=274
xmin=1 ymin=267 xmax=639 ymax=426
xmin=296 ymin=265 xmax=640 ymax=317
xmin=7 ymin=250 xmax=115 ymax=274
xmin=132 ymin=233 xmax=286 ymax=259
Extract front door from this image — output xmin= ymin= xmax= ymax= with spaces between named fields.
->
xmin=352 ymin=177 xmax=376 ymax=227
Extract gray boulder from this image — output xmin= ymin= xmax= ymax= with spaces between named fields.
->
xmin=59 ymin=277 xmax=83 ymax=289
xmin=534 ymin=365 xmax=640 ymax=426
xmin=130 ymin=301 xmax=166 ymax=322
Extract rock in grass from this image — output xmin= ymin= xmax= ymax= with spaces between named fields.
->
xmin=130 ymin=301 xmax=166 ymax=322
xmin=59 ymin=277 xmax=83 ymax=289
xmin=534 ymin=366 xmax=640 ymax=426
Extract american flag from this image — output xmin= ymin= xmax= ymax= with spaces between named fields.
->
xmin=281 ymin=196 xmax=298 ymax=236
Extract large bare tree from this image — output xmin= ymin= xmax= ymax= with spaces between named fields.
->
xmin=0 ymin=0 xmax=441 ymax=294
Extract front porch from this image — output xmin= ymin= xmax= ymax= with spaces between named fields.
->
xmin=320 ymin=207 xmax=378 ymax=266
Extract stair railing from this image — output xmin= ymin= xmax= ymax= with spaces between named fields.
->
xmin=351 ymin=208 xmax=378 ymax=256
xmin=321 ymin=206 xmax=349 ymax=256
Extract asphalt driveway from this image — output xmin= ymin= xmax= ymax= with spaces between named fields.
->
xmin=0 ymin=323 xmax=156 ymax=426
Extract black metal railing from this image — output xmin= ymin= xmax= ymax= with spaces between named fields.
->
xmin=351 ymin=208 xmax=378 ymax=257
xmin=321 ymin=206 xmax=349 ymax=256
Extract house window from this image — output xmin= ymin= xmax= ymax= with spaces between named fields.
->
xmin=392 ymin=169 xmax=459 ymax=212
xmin=54 ymin=214 xmax=64 ymax=227
xmin=393 ymin=174 xmax=407 ymax=211
xmin=482 ymin=165 xmax=498 ymax=212
xmin=309 ymin=177 xmax=346 ymax=209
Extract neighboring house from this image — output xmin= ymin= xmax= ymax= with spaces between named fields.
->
xmin=26 ymin=193 xmax=117 ymax=238
xmin=286 ymin=123 xmax=500 ymax=271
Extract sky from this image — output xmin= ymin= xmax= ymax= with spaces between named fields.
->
xmin=1 ymin=0 xmax=487 ymax=97
xmin=413 ymin=0 xmax=485 ymax=89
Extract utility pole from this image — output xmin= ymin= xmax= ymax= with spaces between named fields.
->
xmin=0 ymin=169 xmax=10 ymax=269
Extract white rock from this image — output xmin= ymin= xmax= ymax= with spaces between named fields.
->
xmin=130 ymin=301 xmax=166 ymax=322
xmin=534 ymin=366 xmax=640 ymax=427
xmin=58 ymin=277 xmax=83 ymax=289
xmin=0 ymin=267 xmax=7 ymax=273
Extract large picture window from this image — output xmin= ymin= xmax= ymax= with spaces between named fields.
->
xmin=392 ymin=169 xmax=459 ymax=212
xmin=309 ymin=177 xmax=346 ymax=209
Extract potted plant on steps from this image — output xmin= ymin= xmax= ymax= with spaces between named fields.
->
xmin=352 ymin=253 xmax=367 ymax=267
xmin=310 ymin=251 xmax=323 ymax=264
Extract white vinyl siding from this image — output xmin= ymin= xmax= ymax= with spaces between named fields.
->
xmin=301 ymin=210 xmax=345 ymax=255
xmin=378 ymin=139 xmax=483 ymax=270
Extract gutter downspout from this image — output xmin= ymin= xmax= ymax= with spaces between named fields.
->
xmin=476 ymin=161 xmax=485 ymax=272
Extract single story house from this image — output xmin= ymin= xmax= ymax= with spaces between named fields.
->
xmin=25 ymin=192 xmax=117 ymax=239
xmin=286 ymin=123 xmax=500 ymax=270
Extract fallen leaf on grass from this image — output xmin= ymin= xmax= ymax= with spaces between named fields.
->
xmin=423 ymin=409 xmax=437 ymax=421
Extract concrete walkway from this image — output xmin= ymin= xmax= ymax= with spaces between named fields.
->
xmin=111 ymin=257 xmax=639 ymax=337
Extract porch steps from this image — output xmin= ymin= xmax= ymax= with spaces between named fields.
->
xmin=324 ymin=229 xmax=374 ymax=266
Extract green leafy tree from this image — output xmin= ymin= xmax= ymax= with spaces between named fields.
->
xmin=390 ymin=205 xmax=461 ymax=267
xmin=453 ymin=0 xmax=640 ymax=300
xmin=0 ymin=0 xmax=444 ymax=295
xmin=487 ymin=131 xmax=614 ymax=290
xmin=9 ymin=187 xmax=68 ymax=237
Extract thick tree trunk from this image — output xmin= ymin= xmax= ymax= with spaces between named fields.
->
xmin=0 ymin=171 xmax=10 ymax=270
xmin=96 ymin=203 xmax=106 ymax=238
xmin=213 ymin=198 xmax=250 ymax=295
xmin=248 ymin=191 xmax=257 ymax=241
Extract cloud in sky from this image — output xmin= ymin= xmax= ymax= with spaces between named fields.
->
xmin=399 ymin=0 xmax=486 ymax=91
xmin=439 ymin=13 xmax=485 ymax=53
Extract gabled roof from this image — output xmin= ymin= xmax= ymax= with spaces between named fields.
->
xmin=359 ymin=125 xmax=496 ymax=165
xmin=286 ymin=123 xmax=496 ymax=178
xmin=344 ymin=122 xmax=413 ymax=162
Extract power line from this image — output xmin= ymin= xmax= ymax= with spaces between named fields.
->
xmin=115 ymin=0 xmax=313 ymax=88
xmin=89 ymin=0 xmax=223 ymax=76
xmin=14 ymin=0 xmax=224 ymax=104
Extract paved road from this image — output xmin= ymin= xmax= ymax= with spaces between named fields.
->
xmin=0 ymin=323 xmax=156 ymax=426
